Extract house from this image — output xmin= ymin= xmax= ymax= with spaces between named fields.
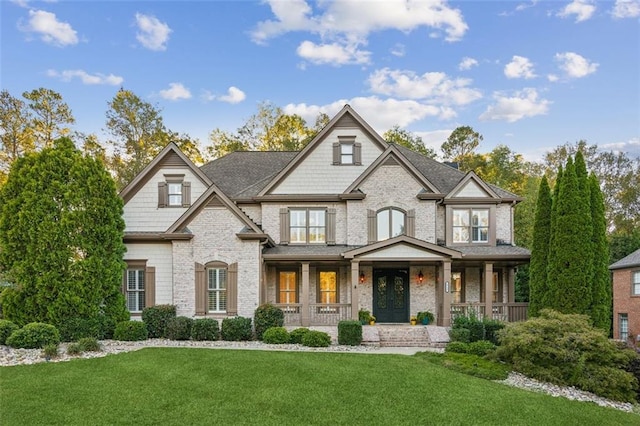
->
xmin=120 ymin=105 xmax=530 ymax=327
xmin=610 ymin=248 xmax=640 ymax=342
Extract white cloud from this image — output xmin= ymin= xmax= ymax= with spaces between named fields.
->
xmin=46 ymin=69 xmax=123 ymax=85
xmin=218 ymin=87 xmax=246 ymax=104
xmin=600 ymin=137 xmax=640 ymax=157
xmin=296 ymin=40 xmax=371 ymax=65
xmin=135 ymin=13 xmax=171 ymax=51
xmin=611 ymin=0 xmax=640 ymax=18
xmin=479 ymin=88 xmax=550 ymax=122
xmin=547 ymin=74 xmax=559 ymax=82
xmin=200 ymin=90 xmax=216 ymax=102
xmin=458 ymin=57 xmax=478 ymax=71
xmin=557 ymin=0 xmax=596 ymax=22
xmin=414 ymin=129 xmax=453 ymax=153
xmin=19 ymin=9 xmax=78 ymax=47
xmin=159 ymin=83 xmax=191 ymax=101
xmin=368 ymin=68 xmax=482 ymax=107
xmin=555 ymin=52 xmax=598 ymax=78
xmin=504 ymin=55 xmax=536 ymax=79
xmin=390 ymin=43 xmax=405 ymax=57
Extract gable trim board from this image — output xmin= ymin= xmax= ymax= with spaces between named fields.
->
xmin=254 ymin=193 xmax=366 ymax=202
xmin=343 ymin=235 xmax=462 ymax=260
xmin=446 ymin=171 xmax=499 ymax=200
xmin=124 ymin=232 xmax=194 ymax=242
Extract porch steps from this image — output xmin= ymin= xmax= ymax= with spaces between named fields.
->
xmin=289 ymin=325 xmax=450 ymax=348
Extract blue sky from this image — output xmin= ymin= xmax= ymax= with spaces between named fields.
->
xmin=1 ymin=0 xmax=639 ymax=161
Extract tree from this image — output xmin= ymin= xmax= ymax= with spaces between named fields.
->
xmin=0 ymin=137 xmax=128 ymax=327
xmin=22 ymin=88 xmax=75 ymax=149
xmin=0 ymin=90 xmax=34 ymax=184
xmin=441 ymin=125 xmax=483 ymax=170
xmin=528 ymin=176 xmax=552 ymax=316
xmin=383 ymin=125 xmax=436 ymax=158
xmin=589 ymin=173 xmax=611 ymax=332
xmin=609 ymin=229 xmax=640 ymax=265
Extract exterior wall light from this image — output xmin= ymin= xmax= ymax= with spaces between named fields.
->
xmin=418 ymin=270 xmax=424 ymax=283
xmin=359 ymin=272 xmax=365 ymax=283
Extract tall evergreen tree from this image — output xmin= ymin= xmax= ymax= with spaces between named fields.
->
xmin=573 ymin=150 xmax=594 ymax=293
xmin=528 ymin=176 xmax=552 ymax=316
xmin=547 ymin=158 xmax=593 ymax=314
xmin=0 ymin=138 xmax=128 ymax=326
xmin=589 ymin=173 xmax=611 ymax=331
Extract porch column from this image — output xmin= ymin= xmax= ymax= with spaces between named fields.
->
xmin=259 ymin=262 xmax=267 ymax=305
xmin=507 ymin=267 xmax=516 ymax=303
xmin=484 ymin=262 xmax=493 ymax=319
xmin=439 ymin=260 xmax=452 ymax=326
xmin=301 ymin=262 xmax=310 ymax=326
xmin=351 ymin=260 xmax=360 ymax=321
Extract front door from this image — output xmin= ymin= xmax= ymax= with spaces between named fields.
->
xmin=373 ymin=269 xmax=409 ymax=323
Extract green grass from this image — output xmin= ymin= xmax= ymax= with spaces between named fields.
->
xmin=416 ymin=350 xmax=511 ymax=380
xmin=0 ymin=348 xmax=637 ymax=425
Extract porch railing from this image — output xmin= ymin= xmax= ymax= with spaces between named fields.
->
xmin=273 ymin=303 xmax=352 ymax=326
xmin=451 ymin=302 xmax=528 ymax=322
xmin=273 ymin=304 xmax=302 ymax=325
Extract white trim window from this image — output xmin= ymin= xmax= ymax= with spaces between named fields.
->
xmin=453 ymin=209 xmax=489 ymax=243
xmin=341 ymin=143 xmax=354 ymax=164
xmin=619 ymin=313 xmax=629 ymax=341
xmin=377 ymin=208 xmax=406 ymax=241
xmin=167 ymin=182 xmax=183 ymax=206
xmin=633 ymin=271 xmax=640 ymax=296
xmin=208 ymin=268 xmax=227 ymax=313
xmin=290 ymin=209 xmax=326 ymax=244
xmin=126 ymin=269 xmax=145 ymax=313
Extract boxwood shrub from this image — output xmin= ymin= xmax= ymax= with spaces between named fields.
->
xmin=141 ymin=305 xmax=176 ymax=338
xmin=166 ymin=316 xmax=194 ymax=341
xmin=58 ymin=315 xmax=116 ymax=342
xmin=301 ymin=330 xmax=331 ymax=347
xmin=254 ymin=304 xmax=284 ymax=340
xmin=221 ymin=316 xmax=253 ymax=341
xmin=113 ymin=321 xmax=148 ymax=341
xmin=0 ymin=319 xmax=19 ymax=345
xmin=289 ymin=328 xmax=310 ymax=344
xmin=262 ymin=327 xmax=290 ymax=344
xmin=338 ymin=320 xmax=362 ymax=346
xmin=6 ymin=322 xmax=60 ymax=349
xmin=191 ymin=318 xmax=220 ymax=341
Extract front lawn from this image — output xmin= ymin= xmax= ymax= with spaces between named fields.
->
xmin=0 ymin=348 xmax=637 ymax=425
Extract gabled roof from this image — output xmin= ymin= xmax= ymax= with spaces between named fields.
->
xmin=610 ymin=248 xmax=640 ymax=270
xmin=120 ymin=142 xmax=212 ymax=203
xmin=342 ymin=235 xmax=462 ymax=259
xmin=344 ymin=144 xmax=442 ymax=196
xmin=257 ymin=104 xmax=389 ymax=197
xmin=445 ymin=170 xmax=500 ymax=201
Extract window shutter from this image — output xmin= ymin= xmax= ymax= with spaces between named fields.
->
xmin=407 ymin=209 xmax=415 ymax=237
xmin=158 ymin=182 xmax=167 ymax=208
xmin=332 ymin=142 xmax=340 ymax=165
xmin=145 ymin=266 xmax=156 ymax=308
xmin=367 ymin=209 xmax=377 ymax=244
xmin=227 ymin=263 xmax=238 ymax=316
xmin=182 ymin=181 xmax=191 ymax=207
xmin=195 ymin=262 xmax=206 ymax=315
xmin=354 ymin=143 xmax=362 ymax=165
xmin=326 ymin=208 xmax=336 ymax=245
xmin=279 ymin=208 xmax=290 ymax=244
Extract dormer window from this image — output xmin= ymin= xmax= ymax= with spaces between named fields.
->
xmin=333 ymin=136 xmax=361 ymax=165
xmin=341 ymin=143 xmax=354 ymax=164
xmin=158 ymin=174 xmax=191 ymax=208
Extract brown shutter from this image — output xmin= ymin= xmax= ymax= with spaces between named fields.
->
xmin=195 ymin=262 xmax=206 ymax=315
xmin=158 ymin=182 xmax=167 ymax=208
xmin=326 ymin=208 xmax=336 ymax=245
xmin=407 ymin=209 xmax=415 ymax=237
xmin=227 ymin=263 xmax=238 ymax=316
xmin=367 ymin=209 xmax=377 ymax=244
xmin=145 ymin=266 xmax=156 ymax=308
xmin=332 ymin=142 xmax=340 ymax=165
xmin=279 ymin=208 xmax=290 ymax=244
xmin=182 ymin=181 xmax=191 ymax=207
xmin=354 ymin=143 xmax=362 ymax=165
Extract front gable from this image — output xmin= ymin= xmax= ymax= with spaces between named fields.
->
xmin=343 ymin=235 xmax=461 ymax=261
xmin=445 ymin=171 xmax=499 ymax=202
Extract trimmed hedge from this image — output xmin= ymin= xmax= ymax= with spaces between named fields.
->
xmin=6 ymin=322 xmax=60 ymax=349
xmin=338 ymin=320 xmax=362 ymax=346
xmin=262 ymin=327 xmax=290 ymax=344
xmin=289 ymin=328 xmax=310 ymax=344
xmin=113 ymin=321 xmax=148 ymax=341
xmin=301 ymin=330 xmax=331 ymax=347
xmin=0 ymin=319 xmax=19 ymax=345
xmin=254 ymin=304 xmax=284 ymax=340
xmin=221 ymin=316 xmax=253 ymax=341
xmin=445 ymin=340 xmax=496 ymax=357
xmin=58 ymin=315 xmax=116 ymax=342
xmin=141 ymin=305 xmax=176 ymax=338
xmin=191 ymin=319 xmax=220 ymax=341
xmin=166 ymin=316 xmax=193 ymax=341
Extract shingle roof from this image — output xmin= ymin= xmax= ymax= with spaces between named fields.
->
xmin=610 ymin=248 xmax=640 ymax=270
xmin=455 ymin=245 xmax=531 ymax=259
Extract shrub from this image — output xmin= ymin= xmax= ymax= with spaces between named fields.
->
xmin=417 ymin=351 xmax=510 ymax=381
xmin=58 ymin=315 xmax=116 ymax=342
xmin=358 ymin=309 xmax=371 ymax=324
xmin=467 ymin=340 xmax=496 ymax=357
xmin=624 ymin=354 xmax=640 ymax=402
xmin=191 ymin=318 xmax=220 ymax=341
xmin=289 ymin=328 xmax=310 ymax=344
xmin=301 ymin=330 xmax=331 ymax=347
xmin=42 ymin=343 xmax=59 ymax=359
xmin=253 ymin=304 xmax=284 ymax=340
xmin=445 ymin=341 xmax=469 ymax=354
xmin=113 ymin=321 xmax=148 ymax=341
xmin=141 ymin=305 xmax=176 ymax=338
xmin=496 ymin=309 xmax=638 ymax=402
xmin=77 ymin=337 xmax=101 ymax=352
xmin=221 ymin=316 xmax=253 ymax=341
xmin=449 ymin=328 xmax=470 ymax=343
xmin=483 ymin=319 xmax=505 ymax=346
xmin=166 ymin=316 xmax=194 ymax=341
xmin=262 ymin=327 xmax=290 ymax=344
xmin=6 ymin=322 xmax=60 ymax=349
xmin=451 ymin=313 xmax=505 ymax=345
xmin=0 ymin=319 xmax=19 ymax=345
xmin=338 ymin=320 xmax=362 ymax=346
xmin=416 ymin=311 xmax=435 ymax=325
xmin=67 ymin=342 xmax=83 ymax=355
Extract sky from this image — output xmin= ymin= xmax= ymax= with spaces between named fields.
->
xmin=1 ymin=0 xmax=639 ymax=161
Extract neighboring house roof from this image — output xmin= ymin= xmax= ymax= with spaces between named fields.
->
xmin=609 ymin=248 xmax=640 ymax=270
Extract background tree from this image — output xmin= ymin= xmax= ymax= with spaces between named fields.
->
xmin=441 ymin=125 xmax=483 ymax=171
xmin=0 ymin=137 xmax=128 ymax=327
xmin=527 ymin=176 xmax=552 ymax=316
xmin=383 ymin=125 xmax=436 ymax=157
xmin=589 ymin=173 xmax=611 ymax=331
xmin=22 ymin=88 xmax=75 ymax=149
xmin=0 ymin=90 xmax=34 ymax=185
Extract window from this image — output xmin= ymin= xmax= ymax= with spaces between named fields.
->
xmin=290 ymin=209 xmax=326 ymax=244
xmin=633 ymin=271 xmax=640 ymax=296
xmin=208 ymin=267 xmax=227 ymax=313
xmin=167 ymin=182 xmax=183 ymax=206
xmin=333 ymin=137 xmax=361 ymax=165
xmin=126 ymin=269 xmax=145 ymax=312
xmin=620 ymin=313 xmax=629 ymax=341
xmin=451 ymin=272 xmax=464 ymax=303
xmin=377 ymin=208 xmax=406 ymax=241
xmin=341 ymin=143 xmax=353 ymax=164
xmin=278 ymin=271 xmax=298 ymax=305
xmin=318 ymin=271 xmax=338 ymax=305
xmin=158 ymin=175 xmax=190 ymax=208
xmin=453 ymin=209 xmax=489 ymax=243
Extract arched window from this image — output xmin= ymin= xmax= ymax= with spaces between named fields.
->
xmin=376 ymin=208 xmax=406 ymax=241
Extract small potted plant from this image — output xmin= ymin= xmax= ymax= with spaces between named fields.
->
xmin=358 ymin=309 xmax=371 ymax=325
xmin=416 ymin=311 xmax=435 ymax=325
xmin=369 ymin=315 xmax=376 ymax=326
xmin=410 ymin=315 xmax=417 ymax=326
